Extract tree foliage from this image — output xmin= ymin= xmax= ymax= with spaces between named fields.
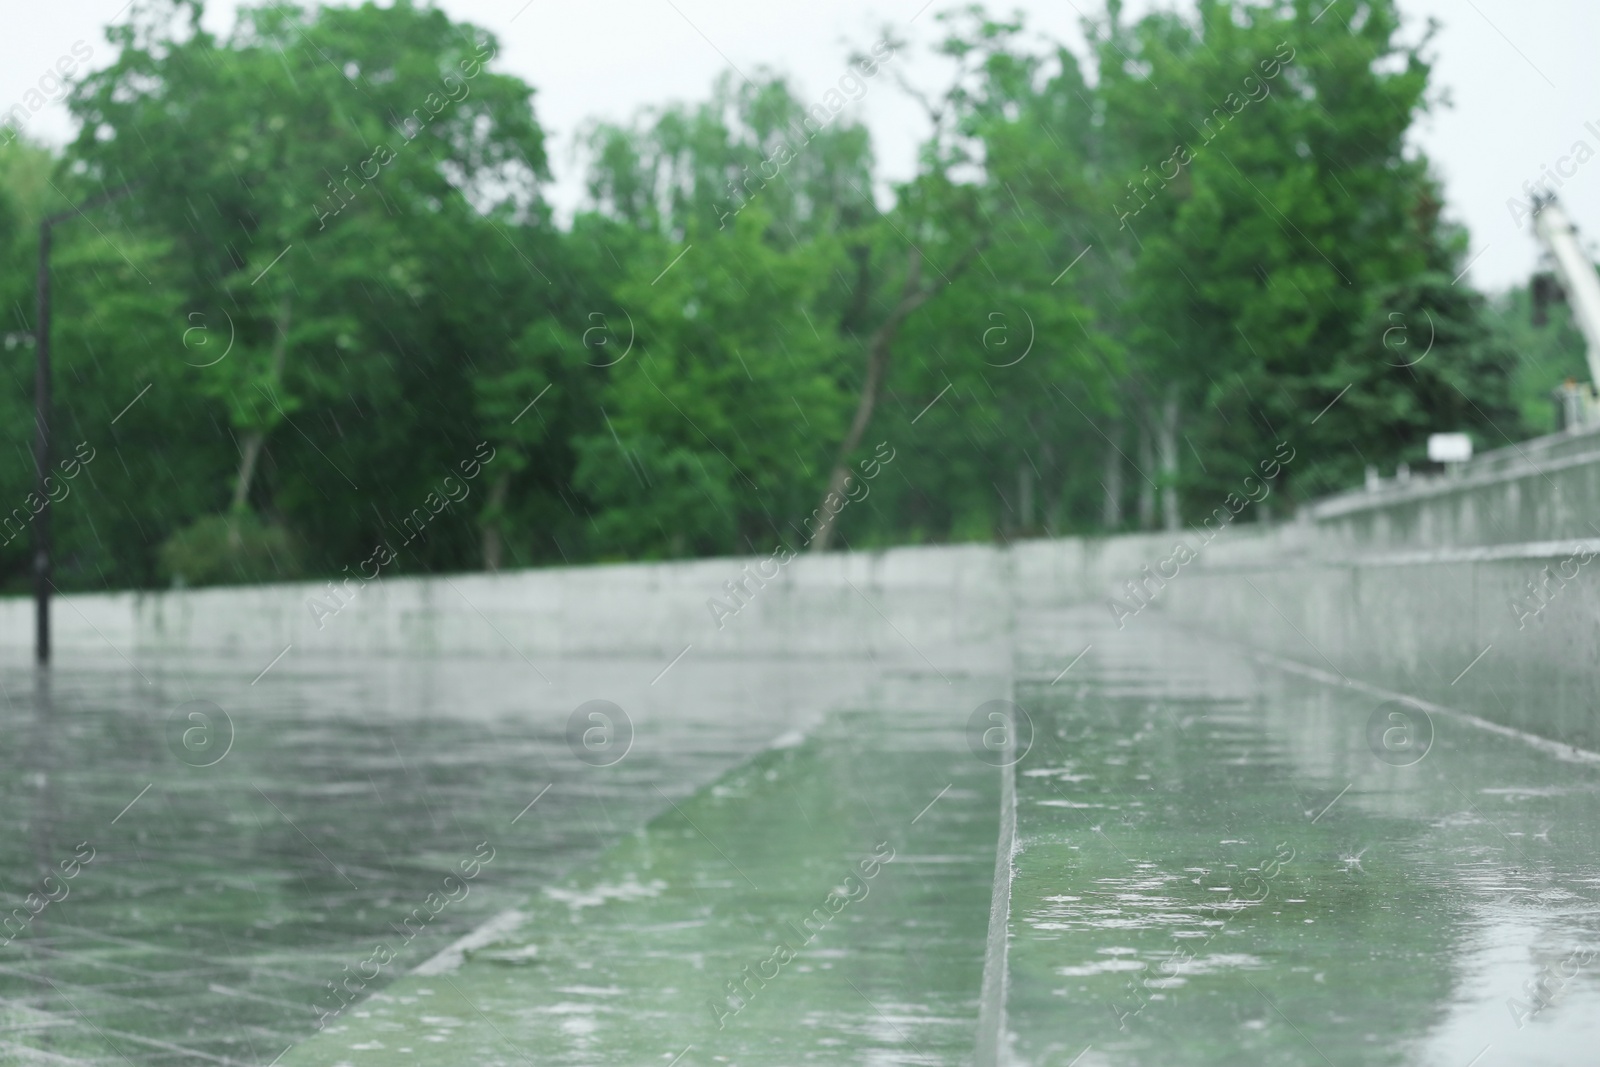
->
xmin=0 ymin=0 xmax=1543 ymax=593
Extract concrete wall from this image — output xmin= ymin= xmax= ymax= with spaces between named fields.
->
xmin=1307 ymin=422 xmax=1600 ymax=551
xmin=1045 ymin=422 xmax=1600 ymax=751
xmin=6 ymin=420 xmax=1596 ymax=748
xmin=0 ymin=542 xmax=1015 ymax=674
xmin=1152 ymin=539 xmax=1600 ymax=750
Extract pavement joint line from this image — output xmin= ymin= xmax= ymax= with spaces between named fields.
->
xmin=1451 ymin=643 xmax=1493 ymax=685
xmin=251 ymin=643 xmax=293 ymax=685
xmin=911 ymin=784 xmax=951 ymax=824
xmin=413 ymin=909 xmax=527 ymax=977
xmin=1252 ymin=649 xmax=1600 ymax=765
xmin=1242 ymin=577 xmax=1349 ymax=682
xmin=510 ymin=783 xmax=552 ymax=824
xmin=1310 ymin=782 xmax=1350 ymax=825
xmin=110 ymin=783 xmax=152 ymax=825
xmin=975 ymin=668 xmax=1018 ymax=1067
xmin=651 ymin=643 xmax=693 ymax=685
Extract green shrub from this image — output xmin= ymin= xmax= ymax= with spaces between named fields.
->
xmin=157 ymin=513 xmax=303 ymax=588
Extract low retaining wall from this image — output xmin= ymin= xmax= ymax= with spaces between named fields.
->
xmin=1308 ymin=422 xmax=1600 ymax=551
xmin=0 ymin=543 xmax=1015 ymax=675
xmin=1154 ymin=537 xmax=1600 ymax=751
xmin=1047 ymin=419 xmax=1600 ymax=751
xmin=7 ymin=423 xmax=1597 ymax=749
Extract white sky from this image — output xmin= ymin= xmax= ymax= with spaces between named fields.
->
xmin=3 ymin=0 xmax=1598 ymax=292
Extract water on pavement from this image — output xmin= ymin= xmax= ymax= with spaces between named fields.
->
xmin=1 ymin=603 xmax=1597 ymax=1066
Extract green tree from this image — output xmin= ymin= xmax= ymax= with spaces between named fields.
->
xmin=1083 ymin=0 xmax=1518 ymax=517
xmin=1488 ymin=279 xmax=1591 ymax=436
xmin=574 ymin=72 xmax=887 ymax=556
xmin=65 ymin=0 xmax=554 ymax=581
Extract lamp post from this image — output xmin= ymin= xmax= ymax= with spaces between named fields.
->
xmin=33 ymin=185 xmax=133 ymax=666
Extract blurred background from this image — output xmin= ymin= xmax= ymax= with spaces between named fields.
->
xmin=0 ymin=0 xmax=1594 ymax=588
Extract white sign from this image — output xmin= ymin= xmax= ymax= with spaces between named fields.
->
xmin=1427 ymin=433 xmax=1473 ymax=464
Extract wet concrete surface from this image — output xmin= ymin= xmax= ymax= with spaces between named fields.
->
xmin=282 ymin=670 xmax=1000 ymax=1066
xmin=1007 ymin=607 xmax=1600 ymax=1067
xmin=1 ymin=598 xmax=1597 ymax=1066
xmin=0 ymin=651 xmax=892 ymax=1065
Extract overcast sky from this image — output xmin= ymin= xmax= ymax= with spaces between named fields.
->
xmin=3 ymin=0 xmax=1597 ymax=292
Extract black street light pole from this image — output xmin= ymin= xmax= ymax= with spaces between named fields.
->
xmin=33 ymin=185 xmax=134 ymax=666
xmin=34 ymin=213 xmax=57 ymax=665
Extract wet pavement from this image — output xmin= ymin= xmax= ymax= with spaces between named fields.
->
xmin=0 ymin=651 xmax=891 ymax=1064
xmin=282 ymin=670 xmax=1000 ymax=1066
xmin=0 ymin=600 xmax=1596 ymax=1066
xmin=1007 ymin=607 xmax=1600 ymax=1067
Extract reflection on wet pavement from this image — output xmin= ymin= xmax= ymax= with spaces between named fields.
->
xmin=0 ymin=652 xmax=889 ymax=1064
xmin=284 ymin=671 xmax=999 ymax=1066
xmin=1008 ymin=607 xmax=1600 ymax=1067
xmin=3 ymin=601 xmax=1599 ymax=1066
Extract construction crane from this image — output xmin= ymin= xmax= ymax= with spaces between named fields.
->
xmin=1531 ymin=193 xmax=1600 ymax=428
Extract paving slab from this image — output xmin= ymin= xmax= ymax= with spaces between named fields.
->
xmin=1002 ymin=607 xmax=1600 ymax=1067
xmin=279 ymin=668 xmax=1002 ymax=1066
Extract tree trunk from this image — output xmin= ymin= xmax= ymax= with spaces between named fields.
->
xmin=1102 ymin=421 xmax=1123 ymax=531
xmin=1041 ymin=438 xmax=1059 ymax=537
xmin=809 ymin=247 xmax=929 ymax=553
xmin=1158 ymin=385 xmax=1180 ymax=531
xmin=229 ymin=432 xmax=265 ymax=545
xmin=230 ymin=294 xmax=292 ymax=535
xmin=482 ymin=469 xmax=511 ymax=572
xmin=1137 ymin=423 xmax=1156 ymax=530
xmin=1017 ymin=459 xmax=1034 ymax=534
